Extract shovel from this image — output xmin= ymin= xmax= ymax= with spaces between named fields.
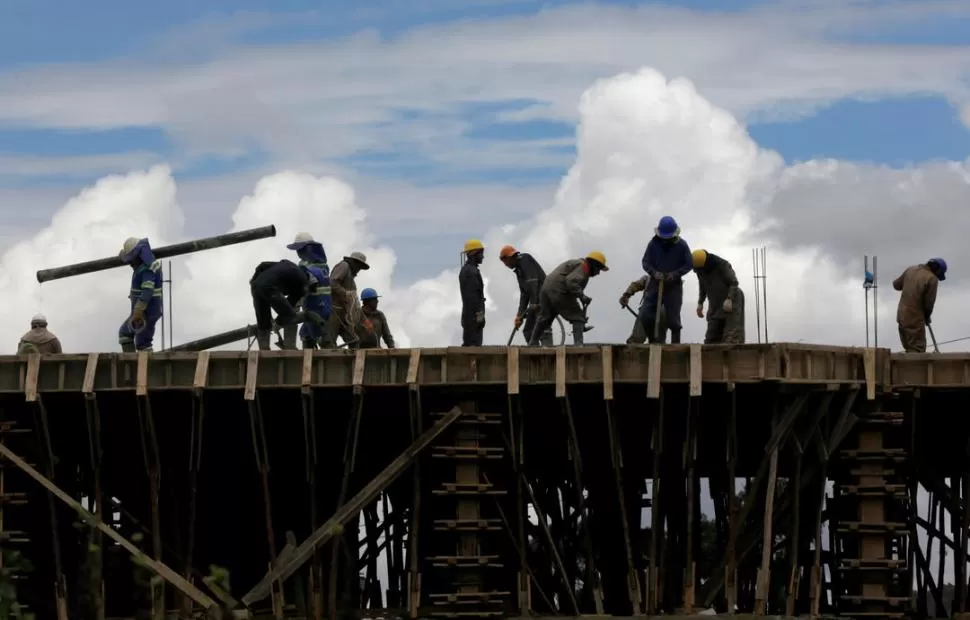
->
xmin=654 ymin=280 xmax=666 ymax=342
xmin=928 ymin=324 xmax=940 ymax=353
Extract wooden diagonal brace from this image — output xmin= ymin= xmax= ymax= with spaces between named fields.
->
xmin=0 ymin=442 xmax=218 ymax=611
xmin=242 ymin=406 xmax=464 ymax=606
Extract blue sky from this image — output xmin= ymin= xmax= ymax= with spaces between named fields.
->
xmin=0 ymin=0 xmax=968 ymax=193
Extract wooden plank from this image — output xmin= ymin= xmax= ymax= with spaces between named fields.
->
xmin=507 ymin=347 xmax=520 ymax=395
xmin=647 ymin=345 xmax=662 ymax=399
xmin=689 ymin=344 xmax=702 ymax=397
xmin=601 ymin=346 xmax=614 ymax=401
xmin=24 ymin=354 xmax=40 ymax=402
xmin=555 ymin=346 xmax=566 ymax=398
xmin=0 ymin=442 xmax=218 ymax=610
xmin=244 ymin=350 xmax=259 ymax=401
xmin=406 ymin=349 xmax=421 ymax=386
xmin=863 ymin=347 xmax=876 ymax=400
xmin=301 ymin=349 xmax=313 ymax=387
xmin=352 ymin=349 xmax=367 ymax=388
xmin=242 ymin=407 xmax=465 ymax=605
xmin=136 ymin=351 xmax=149 ymax=396
xmin=192 ymin=351 xmax=210 ymax=391
xmin=82 ymin=353 xmax=99 ymax=395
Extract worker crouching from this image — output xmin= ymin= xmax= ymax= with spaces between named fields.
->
xmin=249 ymin=259 xmax=325 ymax=351
xmin=355 ymin=288 xmax=396 ymax=349
xmin=288 ymin=233 xmax=333 ymax=349
xmin=692 ymin=249 xmax=745 ymax=344
xmin=499 ymin=245 xmax=552 ymax=346
xmin=18 ymin=314 xmax=63 ymax=354
xmin=639 ymin=216 xmax=693 ymax=344
xmin=893 ymin=258 xmax=946 ymax=353
xmin=118 ymin=237 xmax=164 ymax=352
xmin=460 ymin=240 xmax=487 ymax=346
xmin=529 ymin=252 xmax=608 ymax=346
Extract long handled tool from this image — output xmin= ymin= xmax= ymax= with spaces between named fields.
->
xmin=654 ymin=280 xmax=666 ymax=342
xmin=928 ymin=324 xmax=940 ymax=353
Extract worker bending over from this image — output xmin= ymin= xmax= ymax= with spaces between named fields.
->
xmin=328 ymin=251 xmax=370 ymax=348
xmin=460 ymin=239 xmax=486 ymax=346
xmin=118 ymin=237 xmax=164 ymax=352
xmin=529 ymin=252 xmax=608 ymax=346
xmin=499 ymin=245 xmax=552 ymax=346
xmin=287 ymin=233 xmax=333 ymax=349
xmin=249 ymin=259 xmax=324 ymax=351
xmin=355 ymin=288 xmax=396 ymax=349
xmin=619 ymin=276 xmax=650 ymax=344
xmin=893 ymin=258 xmax=946 ymax=353
xmin=18 ymin=314 xmax=63 ymax=354
xmin=692 ymin=250 xmax=745 ymax=344
xmin=640 ymin=216 xmax=693 ymax=344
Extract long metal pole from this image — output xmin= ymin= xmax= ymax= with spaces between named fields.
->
xmin=873 ymin=256 xmax=879 ymax=348
xmin=752 ymin=248 xmax=762 ymax=344
xmin=864 ymin=256 xmax=870 ymax=348
xmin=761 ymin=247 xmax=769 ymax=343
xmin=167 ymin=260 xmax=174 ymax=349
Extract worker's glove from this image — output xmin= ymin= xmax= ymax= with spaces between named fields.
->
xmin=474 ymin=311 xmax=486 ymax=325
xmin=722 ymin=298 xmax=733 ymax=314
xmin=580 ymin=294 xmax=592 ymax=306
xmin=619 ymin=293 xmax=631 ymax=308
xmin=513 ymin=315 xmax=523 ymax=329
xmin=131 ymin=307 xmax=146 ymax=327
xmin=696 ymin=303 xmax=704 ymax=318
xmin=652 ymin=271 xmax=665 ymax=281
xmin=664 ymin=272 xmax=678 ymax=282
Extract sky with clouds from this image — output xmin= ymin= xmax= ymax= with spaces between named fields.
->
xmin=1 ymin=0 xmax=969 ymax=355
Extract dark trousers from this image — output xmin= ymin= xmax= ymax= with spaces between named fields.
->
xmin=251 ymin=284 xmax=301 ymax=331
xmin=462 ymin=325 xmax=483 ymax=346
xmin=639 ymin=281 xmax=683 ymax=342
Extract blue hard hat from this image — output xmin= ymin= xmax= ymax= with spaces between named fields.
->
xmin=928 ymin=258 xmax=947 ymax=280
xmin=655 ymin=216 xmax=680 ymax=239
xmin=360 ymin=288 xmax=379 ymax=301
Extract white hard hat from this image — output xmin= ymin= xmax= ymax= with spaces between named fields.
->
xmin=293 ymin=232 xmax=315 ymax=244
xmin=31 ymin=314 xmax=47 ymax=324
xmin=120 ymin=237 xmax=139 ymax=257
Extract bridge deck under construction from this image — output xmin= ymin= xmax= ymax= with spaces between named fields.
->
xmin=1 ymin=344 xmax=969 ymax=619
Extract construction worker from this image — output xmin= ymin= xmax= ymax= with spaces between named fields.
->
xmin=893 ymin=258 xmax=946 ymax=353
xmin=619 ymin=275 xmax=651 ymax=344
xmin=118 ymin=237 xmax=164 ymax=352
xmin=287 ymin=233 xmax=333 ymax=349
xmin=355 ymin=288 xmax=396 ymax=349
xmin=640 ymin=216 xmax=693 ymax=344
xmin=327 ymin=251 xmax=370 ymax=349
xmin=692 ymin=249 xmax=745 ymax=344
xmin=499 ymin=245 xmax=552 ymax=346
xmin=460 ymin=239 xmax=486 ymax=346
xmin=249 ymin=259 xmax=325 ymax=351
xmin=18 ymin=314 xmax=63 ymax=354
xmin=529 ymin=252 xmax=609 ymax=346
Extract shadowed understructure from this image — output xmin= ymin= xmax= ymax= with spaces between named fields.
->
xmin=0 ymin=344 xmax=968 ymax=619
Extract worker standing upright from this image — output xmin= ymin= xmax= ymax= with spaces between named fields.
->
xmin=327 ymin=251 xmax=370 ymax=349
xmin=118 ymin=237 xmax=164 ymax=352
xmin=893 ymin=258 xmax=947 ymax=353
xmin=287 ymin=233 xmax=333 ymax=349
xmin=18 ymin=314 xmax=63 ymax=354
xmin=692 ymin=249 xmax=745 ymax=344
xmin=249 ymin=259 xmax=324 ymax=351
xmin=460 ymin=239 xmax=487 ymax=346
xmin=640 ymin=216 xmax=693 ymax=344
xmin=499 ymin=245 xmax=552 ymax=346
xmin=355 ymin=288 xmax=396 ymax=349
xmin=619 ymin=275 xmax=650 ymax=344
xmin=529 ymin=252 xmax=609 ymax=346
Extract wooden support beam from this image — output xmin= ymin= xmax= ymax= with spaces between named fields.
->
xmin=136 ymin=351 xmax=149 ymax=396
xmin=24 ymin=353 xmax=39 ymax=402
xmin=555 ymin=346 xmax=566 ymax=398
xmin=244 ymin=350 xmax=259 ymax=401
xmin=242 ymin=407 xmax=464 ymax=606
xmin=82 ymin=352 xmax=99 ymax=395
xmin=602 ymin=346 xmax=614 ymax=401
xmin=508 ymin=347 xmax=520 ymax=396
xmin=647 ymin=344 xmax=662 ymax=399
xmin=0 ymin=442 xmax=219 ymax=611
xmin=689 ymin=344 xmax=702 ymax=397
xmin=193 ymin=351 xmax=210 ymax=392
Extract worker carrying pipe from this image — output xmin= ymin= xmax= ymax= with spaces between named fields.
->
xmin=460 ymin=239 xmax=487 ymax=346
xmin=893 ymin=258 xmax=947 ymax=353
xmin=529 ymin=251 xmax=609 ymax=346
xmin=287 ymin=233 xmax=333 ymax=349
xmin=499 ymin=245 xmax=553 ymax=346
xmin=118 ymin=237 xmax=164 ymax=352
xmin=692 ymin=249 xmax=745 ymax=344
xmin=249 ymin=260 xmax=325 ymax=351
xmin=639 ymin=216 xmax=693 ymax=344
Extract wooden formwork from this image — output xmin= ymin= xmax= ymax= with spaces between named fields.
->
xmin=0 ymin=344 xmax=967 ymax=619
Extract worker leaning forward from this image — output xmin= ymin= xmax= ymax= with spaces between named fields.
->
xmin=499 ymin=245 xmax=552 ymax=346
xmin=18 ymin=314 xmax=63 ymax=354
xmin=529 ymin=252 xmax=608 ymax=346
xmin=327 ymin=251 xmax=370 ymax=349
xmin=639 ymin=216 xmax=693 ymax=344
xmin=288 ymin=232 xmax=333 ymax=349
xmin=355 ymin=288 xmax=396 ymax=349
xmin=692 ymin=249 xmax=745 ymax=344
xmin=893 ymin=258 xmax=947 ymax=353
xmin=619 ymin=276 xmax=650 ymax=344
xmin=249 ymin=259 xmax=324 ymax=351
xmin=118 ymin=237 xmax=164 ymax=352
xmin=460 ymin=239 xmax=487 ymax=346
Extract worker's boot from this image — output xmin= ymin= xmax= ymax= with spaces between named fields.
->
xmin=538 ymin=329 xmax=553 ymax=347
xmin=670 ymin=328 xmax=681 ymax=344
xmin=570 ymin=321 xmax=585 ymax=345
xmin=282 ymin=324 xmax=298 ymax=350
xmin=255 ymin=329 xmax=272 ymax=351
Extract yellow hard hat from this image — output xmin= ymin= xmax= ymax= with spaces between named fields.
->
xmin=463 ymin=239 xmax=484 ymax=254
xmin=586 ymin=251 xmax=609 ymax=270
xmin=692 ymin=249 xmax=708 ymax=268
